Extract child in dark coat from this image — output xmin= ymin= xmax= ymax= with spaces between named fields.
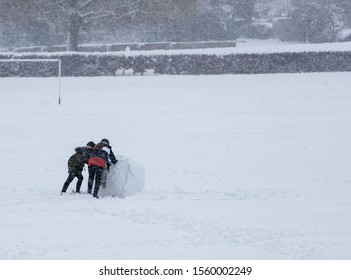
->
xmin=61 ymin=141 xmax=95 ymax=194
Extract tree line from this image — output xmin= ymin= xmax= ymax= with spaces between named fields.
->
xmin=0 ymin=0 xmax=350 ymax=51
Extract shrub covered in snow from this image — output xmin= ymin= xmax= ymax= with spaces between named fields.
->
xmin=1 ymin=50 xmax=351 ymax=77
xmin=335 ymin=29 xmax=351 ymax=42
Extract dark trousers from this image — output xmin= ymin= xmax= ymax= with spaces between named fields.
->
xmin=61 ymin=171 xmax=83 ymax=193
xmin=88 ymin=165 xmax=104 ymax=197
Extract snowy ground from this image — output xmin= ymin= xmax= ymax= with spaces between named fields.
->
xmin=0 ymin=72 xmax=351 ymax=260
xmin=3 ymin=39 xmax=351 ymax=57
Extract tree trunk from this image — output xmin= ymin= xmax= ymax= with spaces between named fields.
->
xmin=66 ymin=0 xmax=81 ymax=51
xmin=66 ymin=16 xmax=80 ymax=51
xmin=305 ymin=20 xmax=311 ymax=43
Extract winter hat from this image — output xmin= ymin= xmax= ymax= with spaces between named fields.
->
xmin=101 ymin=138 xmax=110 ymax=145
xmin=86 ymin=141 xmax=95 ymax=148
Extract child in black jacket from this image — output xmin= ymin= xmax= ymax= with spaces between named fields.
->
xmin=61 ymin=141 xmax=95 ymax=194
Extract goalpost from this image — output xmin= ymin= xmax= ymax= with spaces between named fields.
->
xmin=0 ymin=58 xmax=62 ymax=104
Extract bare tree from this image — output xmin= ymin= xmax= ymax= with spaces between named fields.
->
xmin=37 ymin=0 xmax=190 ymax=51
xmin=41 ymin=0 xmax=125 ymax=51
xmin=290 ymin=0 xmax=344 ymax=43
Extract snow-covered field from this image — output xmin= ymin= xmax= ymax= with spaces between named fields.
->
xmin=0 ymin=71 xmax=351 ymax=260
xmin=3 ymin=39 xmax=351 ymax=57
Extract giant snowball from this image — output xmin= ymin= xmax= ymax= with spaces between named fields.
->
xmin=98 ymin=155 xmax=145 ymax=198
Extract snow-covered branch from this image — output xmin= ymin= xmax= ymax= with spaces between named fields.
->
xmin=80 ymin=0 xmax=94 ymax=9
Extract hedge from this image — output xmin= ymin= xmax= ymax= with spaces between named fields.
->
xmin=1 ymin=51 xmax=351 ymax=77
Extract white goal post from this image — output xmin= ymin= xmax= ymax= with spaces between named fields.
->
xmin=0 ymin=58 xmax=62 ymax=104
